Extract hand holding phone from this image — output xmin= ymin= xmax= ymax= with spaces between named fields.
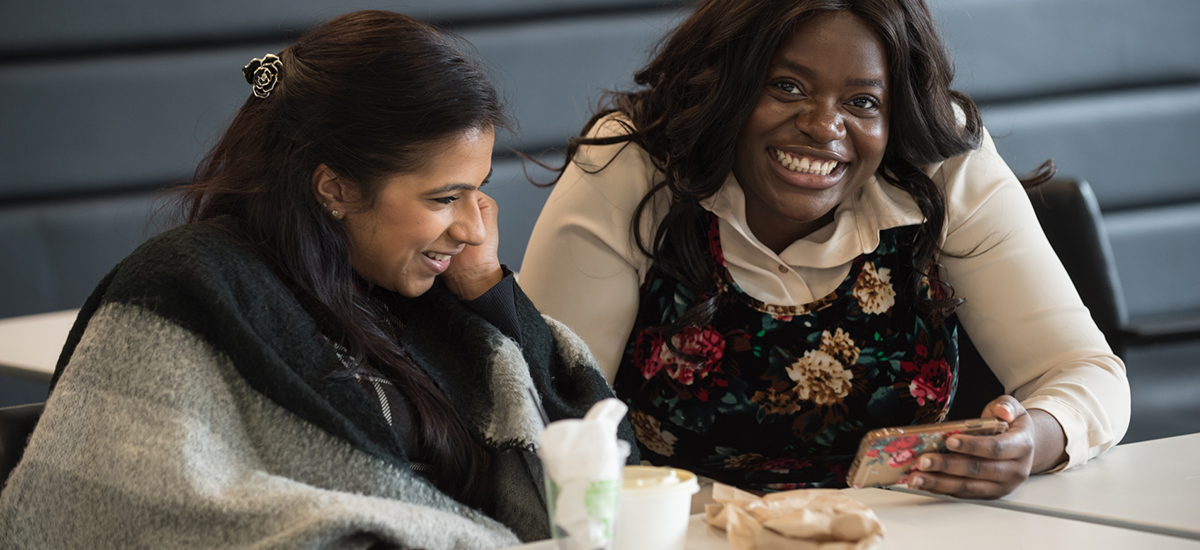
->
xmin=845 ymin=418 xmax=1009 ymax=489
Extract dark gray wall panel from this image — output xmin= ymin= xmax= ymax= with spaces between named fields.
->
xmin=980 ymin=84 xmax=1200 ymax=211
xmin=933 ymin=0 xmax=1200 ymax=102
xmin=0 ymin=192 xmax=170 ymax=318
xmin=0 ymin=0 xmax=680 ymax=55
xmin=0 ymin=45 xmax=278 ymax=201
xmin=464 ymin=9 xmax=686 ymax=152
xmin=1105 ymin=202 xmax=1200 ymax=319
xmin=0 ymin=11 xmax=681 ymax=201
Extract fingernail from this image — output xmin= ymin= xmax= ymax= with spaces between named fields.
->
xmin=909 ymin=476 xmax=923 ymax=489
xmin=947 ymin=437 xmax=961 ymax=450
xmin=919 ymin=457 xmax=932 ymax=470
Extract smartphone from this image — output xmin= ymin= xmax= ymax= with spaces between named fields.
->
xmin=845 ymin=418 xmax=1009 ymax=489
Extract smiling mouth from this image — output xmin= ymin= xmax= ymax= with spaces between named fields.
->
xmin=424 ymin=252 xmax=451 ymax=262
xmin=773 ymin=148 xmax=840 ymax=176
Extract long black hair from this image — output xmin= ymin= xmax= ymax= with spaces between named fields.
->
xmin=179 ymin=10 xmax=508 ymax=510
xmin=550 ymin=0 xmax=1050 ymax=334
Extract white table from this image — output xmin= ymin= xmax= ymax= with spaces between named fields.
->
xmin=508 ymin=487 xmax=1200 ymax=549
xmin=959 ymin=432 xmax=1200 ymax=540
xmin=0 ymin=309 xmax=77 ymax=383
xmin=854 ymin=488 xmax=1200 ymax=549
xmin=6 ymin=307 xmax=1197 ymax=544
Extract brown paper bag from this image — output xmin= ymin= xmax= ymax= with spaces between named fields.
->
xmin=705 ymin=483 xmax=884 ymax=550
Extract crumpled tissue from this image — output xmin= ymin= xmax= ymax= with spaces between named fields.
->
xmin=705 ymin=483 xmax=885 ymax=550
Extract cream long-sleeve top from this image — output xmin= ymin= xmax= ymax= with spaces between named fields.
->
xmin=519 ymin=115 xmax=1130 ymax=471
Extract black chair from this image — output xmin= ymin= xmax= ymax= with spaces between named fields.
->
xmin=949 ymin=177 xmax=1127 ymax=419
xmin=1027 ymin=178 xmax=1129 ymax=356
xmin=0 ymin=402 xmax=45 ymax=490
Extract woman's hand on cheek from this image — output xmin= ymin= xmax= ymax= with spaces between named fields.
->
xmin=442 ymin=192 xmax=504 ymax=300
xmin=906 ymin=396 xmax=1036 ymax=499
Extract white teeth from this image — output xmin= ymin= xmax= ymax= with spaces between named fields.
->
xmin=425 ymin=252 xmax=450 ymax=262
xmin=774 ymin=149 xmax=838 ymax=176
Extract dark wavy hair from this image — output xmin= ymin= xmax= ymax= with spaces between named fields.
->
xmin=178 ymin=10 xmax=507 ymax=510
xmin=552 ymin=0 xmax=1051 ymax=335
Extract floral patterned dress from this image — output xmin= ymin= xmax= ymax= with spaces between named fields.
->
xmin=613 ymin=211 xmax=959 ymax=490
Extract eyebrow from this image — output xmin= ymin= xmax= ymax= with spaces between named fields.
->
xmin=424 ymin=168 xmax=493 ymax=195
xmin=772 ymin=59 xmax=887 ymax=91
xmin=847 ymin=77 xmax=887 ymax=90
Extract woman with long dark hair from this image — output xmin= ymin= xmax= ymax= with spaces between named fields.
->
xmin=0 ymin=10 xmax=629 ymax=548
xmin=520 ymin=0 xmax=1128 ymax=499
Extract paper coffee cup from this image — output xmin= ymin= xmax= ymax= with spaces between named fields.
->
xmin=617 ymin=466 xmax=700 ymax=550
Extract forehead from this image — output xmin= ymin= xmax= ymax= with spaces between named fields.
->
xmin=771 ymin=11 xmax=888 ymax=79
xmin=411 ymin=127 xmax=493 ymax=171
xmin=411 ymin=126 xmax=494 ymax=169
xmin=378 ymin=126 xmax=494 ymax=193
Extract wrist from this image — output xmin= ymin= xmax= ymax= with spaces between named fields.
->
xmin=445 ymin=265 xmax=504 ymax=300
xmin=1027 ymin=408 xmax=1068 ymax=473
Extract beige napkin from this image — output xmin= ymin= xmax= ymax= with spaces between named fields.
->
xmin=704 ymin=484 xmax=884 ymax=550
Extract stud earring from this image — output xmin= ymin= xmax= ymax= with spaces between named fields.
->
xmin=331 ymin=209 xmax=342 ymax=219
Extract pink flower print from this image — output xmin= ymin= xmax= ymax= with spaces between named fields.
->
xmin=909 ymin=376 xmax=939 ymax=406
xmin=882 ymin=435 xmax=921 ymax=455
xmin=633 ymin=326 xmax=726 ymax=385
xmin=908 ymin=358 xmax=953 ymax=407
xmin=887 ymin=448 xmax=917 ymax=468
xmin=632 ymin=332 xmax=666 ymax=379
xmin=663 ymin=326 xmax=726 ymax=385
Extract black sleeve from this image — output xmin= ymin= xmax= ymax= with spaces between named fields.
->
xmin=508 ymin=278 xmax=641 ymax=465
xmin=460 ymin=266 xmax=522 ymax=345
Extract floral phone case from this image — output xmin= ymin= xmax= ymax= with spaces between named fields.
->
xmin=846 ymin=418 xmax=1008 ymax=488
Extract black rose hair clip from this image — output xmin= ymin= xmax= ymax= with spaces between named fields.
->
xmin=243 ymin=54 xmax=283 ymax=99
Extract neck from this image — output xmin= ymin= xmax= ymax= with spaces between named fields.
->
xmin=744 ymin=206 xmax=836 ymax=255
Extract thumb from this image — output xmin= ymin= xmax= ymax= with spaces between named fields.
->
xmin=982 ymin=396 xmax=1022 ymax=423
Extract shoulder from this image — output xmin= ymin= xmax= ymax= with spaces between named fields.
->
xmin=101 ymin=218 xmax=295 ymax=325
xmin=569 ymin=113 xmax=658 ymax=184
xmin=120 ymin=219 xmax=259 ymax=271
xmin=922 ymin=127 xmax=1025 ymax=234
xmin=533 ymin=113 xmax=671 ymax=257
xmin=568 ymin=113 xmax=669 ymax=210
xmin=56 ymin=217 xmax=335 ymax=402
xmin=117 ymin=219 xmax=270 ymax=283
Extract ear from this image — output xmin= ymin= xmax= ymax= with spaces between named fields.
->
xmin=312 ymin=164 xmax=347 ymax=211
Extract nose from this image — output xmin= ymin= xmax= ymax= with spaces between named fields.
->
xmin=449 ymin=196 xmax=487 ymax=246
xmin=795 ymin=101 xmax=845 ymax=143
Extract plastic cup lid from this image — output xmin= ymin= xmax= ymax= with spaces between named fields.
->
xmin=622 ymin=465 xmax=699 ymax=495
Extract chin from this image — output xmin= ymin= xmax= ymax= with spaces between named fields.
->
xmin=398 ymin=282 xmax=435 ymax=298
xmin=389 ymin=276 xmax=436 ymax=298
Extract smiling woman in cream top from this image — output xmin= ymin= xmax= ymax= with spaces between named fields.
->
xmin=519 ymin=0 xmax=1129 ymax=499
